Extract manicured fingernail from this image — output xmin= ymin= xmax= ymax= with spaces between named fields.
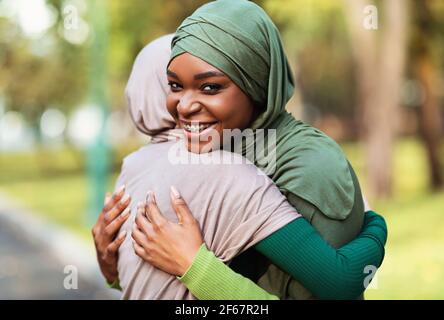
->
xmin=170 ymin=186 xmax=181 ymax=199
xmin=146 ymin=191 xmax=156 ymax=204
xmin=121 ymin=194 xmax=130 ymax=204
xmin=104 ymin=192 xmax=112 ymax=204
xmin=118 ymin=230 xmax=127 ymax=239
xmin=121 ymin=207 xmax=130 ymax=218
xmin=117 ymin=185 xmax=125 ymax=195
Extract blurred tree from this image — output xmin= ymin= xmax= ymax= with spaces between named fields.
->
xmin=410 ymin=0 xmax=443 ymax=190
xmin=344 ymin=0 xmax=408 ymax=198
xmin=1 ymin=0 xmax=210 ymax=129
xmin=0 ymin=1 xmax=88 ymax=130
xmin=264 ymin=0 xmax=358 ymax=126
xmin=107 ymin=0 xmax=208 ymax=110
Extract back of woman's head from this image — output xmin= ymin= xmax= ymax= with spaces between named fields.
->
xmin=126 ymin=34 xmax=176 ymax=137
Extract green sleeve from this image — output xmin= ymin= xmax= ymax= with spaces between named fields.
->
xmin=254 ymin=210 xmax=386 ymax=299
xmin=178 ymin=244 xmax=279 ymax=300
xmin=179 ymin=211 xmax=387 ymax=300
xmin=107 ymin=279 xmax=122 ymax=291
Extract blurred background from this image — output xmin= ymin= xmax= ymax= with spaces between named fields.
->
xmin=0 ymin=0 xmax=443 ymax=299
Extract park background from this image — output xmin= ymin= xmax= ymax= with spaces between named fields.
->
xmin=0 ymin=0 xmax=443 ymax=299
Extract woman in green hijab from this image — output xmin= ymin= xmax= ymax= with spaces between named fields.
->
xmin=133 ymin=0 xmax=387 ymax=299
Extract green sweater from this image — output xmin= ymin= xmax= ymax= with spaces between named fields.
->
xmin=178 ymin=211 xmax=387 ymax=300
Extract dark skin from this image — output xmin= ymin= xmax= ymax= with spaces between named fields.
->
xmin=92 ymin=185 xmax=131 ymax=283
xmin=132 ymin=188 xmax=203 ymax=276
xmin=93 ymin=186 xmax=203 ymax=281
xmin=166 ymin=52 xmax=256 ymax=153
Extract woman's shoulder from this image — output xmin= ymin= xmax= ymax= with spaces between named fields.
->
xmin=205 ymin=149 xmax=271 ymax=180
xmin=277 ymin=121 xmax=356 ymax=220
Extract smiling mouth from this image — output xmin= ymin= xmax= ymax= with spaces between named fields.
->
xmin=180 ymin=121 xmax=218 ymax=134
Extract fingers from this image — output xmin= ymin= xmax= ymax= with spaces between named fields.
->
xmin=104 ymin=207 xmax=131 ymax=239
xmin=137 ymin=201 xmax=148 ymax=220
xmin=104 ymin=193 xmax=131 ymax=225
xmin=145 ymin=191 xmax=169 ymax=227
xmin=106 ymin=230 xmax=127 ymax=254
xmin=135 ymin=208 xmax=154 ymax=236
xmin=94 ymin=191 xmax=115 ymax=228
xmin=103 ymin=185 xmax=126 ymax=213
xmin=131 ymin=225 xmax=149 ymax=248
xmin=170 ymin=186 xmax=195 ymax=225
xmin=104 ymin=192 xmax=112 ymax=206
xmin=133 ymin=241 xmax=147 ymax=260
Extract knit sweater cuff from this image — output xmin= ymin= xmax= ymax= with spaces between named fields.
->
xmin=107 ymin=278 xmax=122 ymax=291
xmin=178 ymin=244 xmax=278 ymax=300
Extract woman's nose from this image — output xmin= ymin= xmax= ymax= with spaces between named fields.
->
xmin=177 ymin=93 xmax=202 ymax=117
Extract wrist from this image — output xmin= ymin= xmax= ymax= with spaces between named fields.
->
xmin=102 ymin=266 xmax=118 ymax=284
xmin=177 ymin=242 xmax=206 ymax=277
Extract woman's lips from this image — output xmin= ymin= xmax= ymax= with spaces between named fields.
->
xmin=180 ymin=121 xmax=219 ymax=139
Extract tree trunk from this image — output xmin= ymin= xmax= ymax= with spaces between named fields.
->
xmin=344 ymin=0 xmax=408 ymax=198
xmin=415 ymin=56 xmax=443 ymax=189
xmin=413 ymin=1 xmax=443 ymax=190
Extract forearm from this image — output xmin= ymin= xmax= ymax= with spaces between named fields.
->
xmin=179 ymin=211 xmax=386 ymax=300
xmin=254 ymin=210 xmax=387 ymax=299
xmin=178 ymin=244 xmax=279 ymax=300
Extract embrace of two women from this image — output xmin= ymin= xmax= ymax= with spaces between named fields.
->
xmin=92 ymin=0 xmax=387 ymax=300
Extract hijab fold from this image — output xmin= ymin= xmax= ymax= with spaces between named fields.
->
xmin=126 ymin=34 xmax=182 ymax=143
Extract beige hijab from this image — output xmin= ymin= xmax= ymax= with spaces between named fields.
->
xmin=125 ymin=33 xmax=182 ymax=143
xmin=117 ymin=35 xmax=300 ymax=299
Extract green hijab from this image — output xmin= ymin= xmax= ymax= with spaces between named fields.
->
xmin=170 ymin=0 xmax=355 ymax=220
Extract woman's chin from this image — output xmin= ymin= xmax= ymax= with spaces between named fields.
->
xmin=182 ymin=126 xmax=223 ymax=154
xmin=185 ymin=140 xmax=215 ymax=154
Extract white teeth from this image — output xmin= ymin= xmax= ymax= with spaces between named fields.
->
xmin=183 ymin=123 xmax=213 ymax=133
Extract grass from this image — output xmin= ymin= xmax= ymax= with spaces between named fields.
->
xmin=342 ymin=138 xmax=444 ymax=299
xmin=0 ymin=138 xmax=443 ymax=299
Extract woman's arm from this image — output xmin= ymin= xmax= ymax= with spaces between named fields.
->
xmin=132 ymin=190 xmax=279 ymax=299
xmin=132 ymin=189 xmax=387 ymax=299
xmin=179 ymin=244 xmax=279 ymax=300
xmin=179 ymin=210 xmax=386 ymax=300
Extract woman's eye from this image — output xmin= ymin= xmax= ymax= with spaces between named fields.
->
xmin=202 ymin=84 xmax=222 ymax=93
xmin=168 ymin=82 xmax=181 ymax=91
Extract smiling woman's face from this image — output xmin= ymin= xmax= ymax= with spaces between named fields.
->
xmin=166 ymin=53 xmax=255 ymax=153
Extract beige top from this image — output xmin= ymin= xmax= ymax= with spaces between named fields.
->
xmin=116 ymin=141 xmax=300 ymax=299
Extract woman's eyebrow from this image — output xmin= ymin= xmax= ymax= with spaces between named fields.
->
xmin=167 ymin=70 xmax=179 ymax=79
xmin=194 ymin=71 xmax=226 ymax=80
xmin=167 ymin=70 xmax=226 ymax=80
